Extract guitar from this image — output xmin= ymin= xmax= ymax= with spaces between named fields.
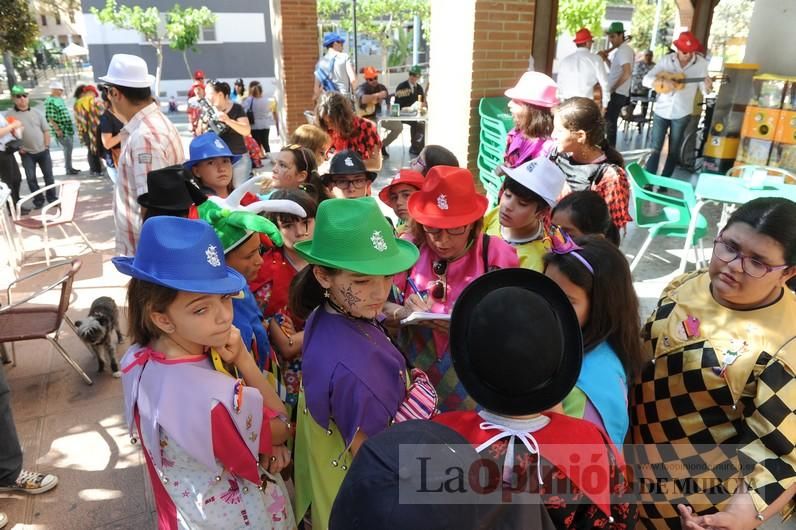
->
xmin=652 ymin=72 xmax=708 ymax=94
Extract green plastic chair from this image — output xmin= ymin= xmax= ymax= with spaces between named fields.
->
xmin=626 ymin=162 xmax=709 ymax=272
xmin=478 ymin=97 xmax=515 ymax=133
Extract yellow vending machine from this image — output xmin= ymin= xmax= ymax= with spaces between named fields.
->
xmin=769 ymin=79 xmax=796 ymax=177
xmin=735 ymin=74 xmax=795 ymax=167
xmin=703 ymin=64 xmax=758 ymax=174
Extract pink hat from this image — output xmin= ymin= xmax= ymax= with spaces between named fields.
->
xmin=504 ymin=72 xmax=559 ymax=108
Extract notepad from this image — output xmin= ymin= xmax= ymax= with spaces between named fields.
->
xmin=400 ymin=312 xmax=451 ymax=325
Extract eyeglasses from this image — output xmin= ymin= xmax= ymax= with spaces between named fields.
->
xmin=713 ymin=239 xmax=790 ymax=278
xmin=330 ymin=176 xmax=369 ymax=190
xmin=430 ymin=260 xmax=448 ymax=301
xmin=423 ymin=225 xmax=469 ymax=236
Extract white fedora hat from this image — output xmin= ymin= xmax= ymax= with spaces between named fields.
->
xmin=49 ymin=80 xmax=64 ymax=90
xmin=98 ymin=54 xmax=155 ymax=88
xmin=500 ymin=157 xmax=566 ymax=207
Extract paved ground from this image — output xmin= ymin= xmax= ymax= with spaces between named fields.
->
xmin=0 ymin=71 xmax=721 ymax=529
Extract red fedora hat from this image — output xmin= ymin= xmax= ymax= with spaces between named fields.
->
xmin=573 ymin=28 xmax=593 ymax=45
xmin=407 ymin=166 xmax=488 ymax=229
xmin=378 ymin=169 xmax=425 ymax=205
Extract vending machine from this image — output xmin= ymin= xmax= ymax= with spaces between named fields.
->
xmin=703 ymin=64 xmax=758 ymax=173
xmin=769 ymin=79 xmax=796 ymax=176
xmin=735 ymin=74 xmax=796 ymax=169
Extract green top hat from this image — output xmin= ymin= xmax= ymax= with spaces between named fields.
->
xmin=294 ymin=197 xmax=419 ymax=276
xmin=10 ymin=85 xmax=27 ymax=96
xmin=606 ymin=21 xmax=625 ymax=34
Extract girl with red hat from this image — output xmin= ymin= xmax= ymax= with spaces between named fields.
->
xmin=503 ymin=72 xmax=559 ymax=168
xmin=385 ymin=166 xmax=519 ymax=411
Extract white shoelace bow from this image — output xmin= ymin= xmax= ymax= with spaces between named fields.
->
xmin=475 ymin=417 xmax=547 ymax=488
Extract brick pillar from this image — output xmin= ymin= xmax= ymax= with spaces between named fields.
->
xmin=269 ymin=0 xmax=319 ymax=140
xmin=427 ymin=0 xmax=535 ymax=175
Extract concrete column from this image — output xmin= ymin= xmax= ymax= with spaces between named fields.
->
xmin=269 ymin=0 xmax=319 ymax=141
xmin=743 ymin=0 xmax=796 ymax=75
xmin=427 ymin=0 xmax=535 ymax=174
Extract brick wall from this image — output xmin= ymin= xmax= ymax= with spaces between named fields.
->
xmin=427 ymin=0 xmax=535 ymax=174
xmin=270 ymin=0 xmax=319 ymax=138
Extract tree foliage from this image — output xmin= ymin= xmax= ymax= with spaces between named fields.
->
xmin=631 ymin=0 xmax=677 ymax=57
xmin=0 ymin=0 xmax=39 ymax=56
xmin=556 ymin=0 xmax=606 ymax=38
xmin=166 ymin=5 xmax=217 ymax=77
xmin=317 ymin=0 xmax=429 ymax=68
xmin=708 ymin=0 xmax=753 ymax=64
xmin=91 ymin=0 xmax=217 ymax=94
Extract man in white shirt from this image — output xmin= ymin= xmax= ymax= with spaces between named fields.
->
xmin=99 ymin=54 xmax=184 ymax=255
xmin=643 ymin=31 xmax=712 ymax=177
xmin=313 ymin=32 xmax=358 ymax=102
xmin=599 ymin=22 xmax=634 ymax=147
xmin=557 ymin=28 xmax=609 ymax=108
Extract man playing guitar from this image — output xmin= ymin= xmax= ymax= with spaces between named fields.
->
xmin=643 ymin=31 xmax=713 ymax=177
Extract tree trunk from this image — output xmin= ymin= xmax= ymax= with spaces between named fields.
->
xmin=182 ymin=51 xmax=192 ymax=79
xmin=3 ymin=52 xmax=17 ymax=89
xmin=154 ymin=44 xmax=163 ymax=98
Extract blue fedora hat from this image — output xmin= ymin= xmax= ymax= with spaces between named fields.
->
xmin=323 ymin=32 xmax=345 ymax=47
xmin=184 ymin=132 xmax=241 ymax=171
xmin=112 ymin=217 xmax=246 ymax=295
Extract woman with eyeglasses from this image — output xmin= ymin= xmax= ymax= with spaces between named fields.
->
xmin=385 ymin=166 xmax=519 ymax=411
xmin=628 ymin=197 xmax=796 ymax=529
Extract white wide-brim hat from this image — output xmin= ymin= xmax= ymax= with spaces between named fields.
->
xmin=98 ymin=53 xmax=155 ymax=88
xmin=49 ymin=80 xmax=64 ymax=90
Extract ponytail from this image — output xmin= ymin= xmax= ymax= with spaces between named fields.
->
xmin=599 ymin=138 xmax=625 ymax=167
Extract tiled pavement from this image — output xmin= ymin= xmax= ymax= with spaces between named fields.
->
xmin=0 ymin=77 xmax=721 ymax=528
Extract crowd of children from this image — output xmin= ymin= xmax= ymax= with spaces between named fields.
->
xmin=108 ymin=60 xmax=796 ymax=530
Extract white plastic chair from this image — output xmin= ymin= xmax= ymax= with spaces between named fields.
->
xmin=10 ymin=180 xmax=95 ymax=266
xmin=0 ymin=182 xmax=22 ymax=270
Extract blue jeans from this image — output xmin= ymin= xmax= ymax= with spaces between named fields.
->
xmin=645 ymin=113 xmax=691 ymax=178
xmin=0 ymin=365 xmax=22 ymax=486
xmin=57 ymin=134 xmax=74 ymax=172
xmin=20 ymin=150 xmax=56 ymax=206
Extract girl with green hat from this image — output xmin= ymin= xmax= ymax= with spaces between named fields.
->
xmin=290 ymin=197 xmax=437 ymax=530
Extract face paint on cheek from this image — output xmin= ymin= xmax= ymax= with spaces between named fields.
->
xmin=338 ymin=284 xmax=362 ymax=310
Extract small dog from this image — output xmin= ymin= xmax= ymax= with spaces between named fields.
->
xmin=75 ymin=296 xmax=123 ymax=377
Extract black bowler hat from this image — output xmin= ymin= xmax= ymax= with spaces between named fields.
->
xmin=329 ymin=420 xmax=485 ymax=530
xmin=137 ymin=165 xmax=195 ymax=211
xmin=322 ymin=150 xmax=377 ymax=183
xmin=450 ymin=268 xmax=583 ymax=416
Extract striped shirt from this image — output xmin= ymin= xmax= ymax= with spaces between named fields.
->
xmin=44 ymin=96 xmax=74 ymax=137
xmin=114 ymin=102 xmax=184 ymax=255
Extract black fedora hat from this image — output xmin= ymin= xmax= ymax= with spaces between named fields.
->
xmin=450 ymin=268 xmax=583 ymax=416
xmin=137 ymin=165 xmax=195 ymax=211
xmin=322 ymin=149 xmax=377 ymax=182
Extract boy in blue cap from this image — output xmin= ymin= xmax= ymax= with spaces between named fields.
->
xmin=314 ymin=32 xmax=357 ymax=102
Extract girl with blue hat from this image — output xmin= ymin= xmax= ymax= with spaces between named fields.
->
xmin=184 ymin=132 xmax=241 ymax=198
xmin=290 ymin=197 xmax=437 ymax=530
xmin=114 ymin=216 xmax=295 ymax=528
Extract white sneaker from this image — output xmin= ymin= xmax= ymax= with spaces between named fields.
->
xmin=0 ymin=511 xmax=7 ymax=529
xmin=0 ymin=469 xmax=58 ymax=495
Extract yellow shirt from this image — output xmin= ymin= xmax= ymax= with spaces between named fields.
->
xmin=629 ymin=270 xmax=796 ymax=527
xmin=483 ymin=207 xmax=549 ymax=272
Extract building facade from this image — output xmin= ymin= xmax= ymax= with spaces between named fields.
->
xmin=82 ymin=0 xmax=277 ymax=98
xmin=32 ymin=0 xmax=88 ymax=48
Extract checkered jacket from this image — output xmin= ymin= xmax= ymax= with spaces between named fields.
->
xmin=43 ymin=96 xmax=74 ymax=137
xmin=629 ymin=271 xmax=796 ymax=528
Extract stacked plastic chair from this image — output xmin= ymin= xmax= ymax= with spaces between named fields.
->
xmin=477 ymin=97 xmax=514 ymax=206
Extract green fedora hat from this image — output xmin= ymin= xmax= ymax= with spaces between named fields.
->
xmin=607 ymin=21 xmax=625 ymax=34
xmin=295 ymin=197 xmax=419 ymax=275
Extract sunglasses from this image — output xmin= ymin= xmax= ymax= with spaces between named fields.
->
xmin=430 ymin=260 xmax=448 ymax=301
xmin=366 ymin=77 xmax=377 ymax=81
xmin=14 ymin=94 xmax=27 ymax=99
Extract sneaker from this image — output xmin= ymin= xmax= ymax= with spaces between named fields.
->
xmin=66 ymin=169 xmax=80 ymax=175
xmin=0 ymin=469 xmax=59 ymax=495
xmin=1 ymin=511 xmax=7 ymax=529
